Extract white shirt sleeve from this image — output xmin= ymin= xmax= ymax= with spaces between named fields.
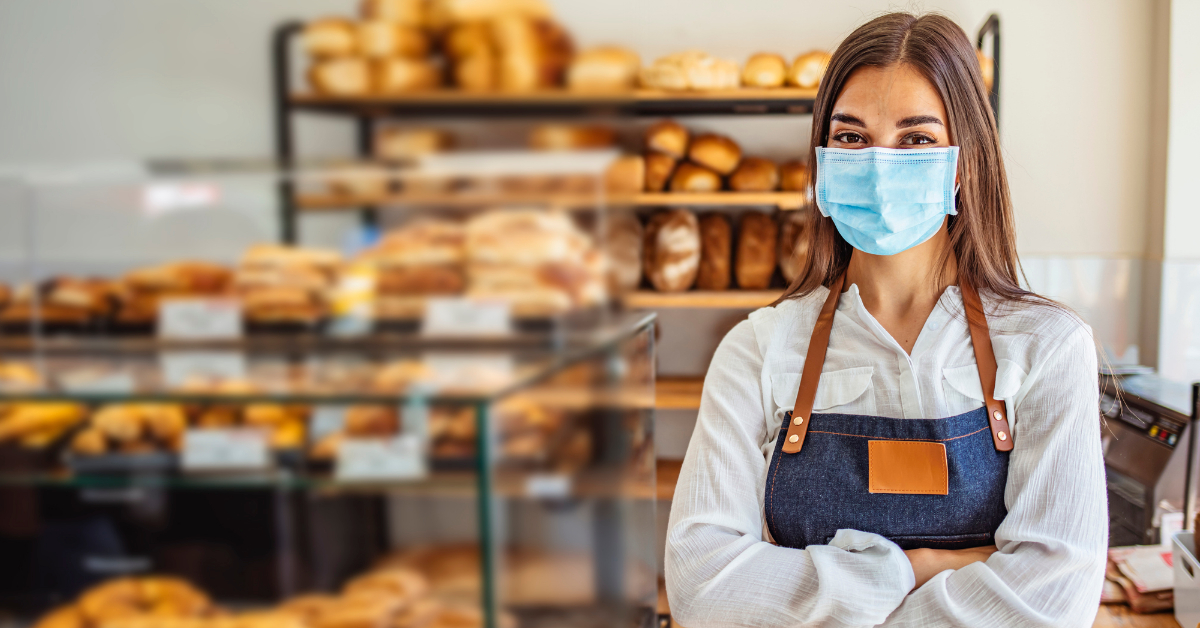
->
xmin=665 ymin=320 xmax=917 ymax=628
xmin=879 ymin=324 xmax=1108 ymax=627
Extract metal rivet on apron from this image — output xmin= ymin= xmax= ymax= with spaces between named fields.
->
xmin=793 ymin=416 xmax=804 ymax=425
xmin=998 ymin=431 xmax=1007 ymax=441
xmin=789 ymin=434 xmax=799 ymax=443
xmin=992 ymin=410 xmax=1003 ymax=421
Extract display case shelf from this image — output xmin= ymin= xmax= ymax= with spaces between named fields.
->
xmin=655 ymin=378 xmax=703 ymax=411
xmin=295 ymin=191 xmax=808 ymax=211
xmin=622 ymin=290 xmax=784 ymax=310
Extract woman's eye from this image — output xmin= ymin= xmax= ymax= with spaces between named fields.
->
xmin=832 ymin=132 xmax=866 ymax=144
xmin=900 ymin=133 xmax=937 ymax=146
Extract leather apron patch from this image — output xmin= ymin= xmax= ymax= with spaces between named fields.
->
xmin=868 ymin=441 xmax=949 ymax=495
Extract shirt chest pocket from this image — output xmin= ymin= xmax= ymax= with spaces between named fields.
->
xmin=771 ymin=366 xmax=877 ymax=421
xmin=941 ymin=360 xmax=1028 ymax=415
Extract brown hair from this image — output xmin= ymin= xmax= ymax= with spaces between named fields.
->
xmin=784 ymin=12 xmax=1034 ymax=305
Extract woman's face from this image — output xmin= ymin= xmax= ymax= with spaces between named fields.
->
xmin=827 ymin=63 xmax=952 ymax=149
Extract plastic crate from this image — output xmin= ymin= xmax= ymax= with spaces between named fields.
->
xmin=1173 ymin=531 xmax=1200 ymax=627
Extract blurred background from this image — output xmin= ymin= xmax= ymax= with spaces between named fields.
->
xmin=0 ymin=0 xmax=1196 ymax=627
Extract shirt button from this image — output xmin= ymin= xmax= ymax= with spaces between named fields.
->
xmin=929 ymin=321 xmax=941 ymax=331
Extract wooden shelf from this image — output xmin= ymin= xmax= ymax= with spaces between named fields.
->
xmin=656 ymin=377 xmax=703 ymax=410
xmin=295 ymin=191 xmax=807 ymax=211
xmin=657 ymin=459 xmax=682 ymax=501
xmin=623 ymin=290 xmax=784 ymax=309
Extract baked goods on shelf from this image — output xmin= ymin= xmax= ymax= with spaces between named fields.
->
xmin=375 ymin=127 xmax=454 ymax=161
xmin=359 ymin=219 xmax=467 ymax=322
xmin=735 ymin=211 xmax=778 ymax=289
xmin=643 ymin=151 xmax=677 ymax=192
xmin=741 ymin=53 xmax=787 ymax=88
xmin=604 ymin=155 xmax=645 ymax=194
xmin=779 ymin=160 xmax=810 ymax=194
xmin=644 ymin=120 xmax=689 ymax=160
xmin=323 ymin=162 xmax=395 ymax=199
xmin=70 ymin=576 xmax=215 ymax=627
xmin=640 ymin=50 xmax=739 ymax=90
xmin=356 ymin=21 xmax=430 ymax=58
xmin=527 ymin=124 xmax=617 ymax=151
xmin=116 ymin=262 xmax=233 ymax=331
xmin=361 ymin=0 xmax=427 ymax=26
xmin=0 ymin=403 xmax=87 ymax=449
xmin=235 ymin=245 xmax=342 ymax=329
xmin=567 ymin=46 xmax=641 ymax=92
xmin=695 ymin=213 xmax=731 ymax=291
xmin=976 ymin=49 xmax=994 ymax=91
xmin=604 ymin=211 xmax=643 ymax=292
xmin=644 ymin=209 xmax=700 ymax=292
xmin=308 ymin=57 xmax=374 ymax=96
xmin=304 ymin=19 xmax=360 ymax=58
xmin=668 ymin=162 xmax=721 ymax=193
xmin=778 ymin=210 xmax=811 ymax=284
xmin=788 ymin=51 xmax=832 ymax=89
xmin=0 ymin=279 xmax=120 ymax=332
xmin=728 ymin=156 xmax=779 ymax=192
xmin=687 ymin=133 xmax=741 ymax=175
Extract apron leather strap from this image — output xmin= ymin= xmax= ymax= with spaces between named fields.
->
xmin=779 ymin=272 xmax=1012 ymax=454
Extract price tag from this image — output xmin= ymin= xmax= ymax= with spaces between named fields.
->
xmin=158 ymin=298 xmax=243 ymax=340
xmin=59 ymin=370 xmax=135 ymax=394
xmin=181 ymin=429 xmax=270 ymax=472
xmin=421 ymin=353 xmax=515 ymax=391
xmin=311 ymin=405 xmax=348 ymax=439
xmin=422 ymin=297 xmax=511 ymax=337
xmin=160 ymin=351 xmax=246 ymax=387
xmin=336 ymin=435 xmax=427 ymax=482
xmin=525 ymin=473 xmax=572 ymax=499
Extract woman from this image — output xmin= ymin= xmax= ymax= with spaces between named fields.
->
xmin=665 ymin=12 xmax=1107 ymax=628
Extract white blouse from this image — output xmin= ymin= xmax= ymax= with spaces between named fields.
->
xmin=665 ymin=283 xmax=1108 ymax=628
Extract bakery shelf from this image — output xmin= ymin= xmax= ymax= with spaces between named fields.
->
xmin=657 ymin=458 xmax=683 ymax=501
xmin=622 ymin=290 xmax=784 ymax=309
xmin=295 ymin=190 xmax=808 ymax=211
xmin=656 ymin=377 xmax=703 ymax=410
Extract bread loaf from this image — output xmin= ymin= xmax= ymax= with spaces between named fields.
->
xmin=640 ymin=51 xmax=738 ymax=90
xmin=696 ymin=213 xmax=731 ymax=290
xmin=357 ymin=21 xmax=430 ymax=58
xmin=304 ymin=19 xmax=358 ymax=58
xmin=687 ymin=133 xmax=742 ymax=175
xmin=604 ymin=155 xmax=645 ymax=194
xmin=779 ymin=160 xmax=810 ymax=193
xmin=361 ymin=0 xmax=425 ymax=25
xmin=736 ymin=212 xmax=778 ymax=289
xmin=375 ymin=128 xmax=453 ymax=161
xmin=374 ymin=58 xmax=441 ymax=93
xmin=644 ymin=152 xmax=677 ymax=192
xmin=778 ymin=211 xmax=811 ymax=283
xmin=455 ymin=53 xmax=497 ymax=91
xmin=728 ymin=157 xmax=779 ymax=192
xmin=568 ymin=47 xmax=641 ymax=92
xmin=788 ymin=51 xmax=832 ymax=89
xmin=528 ymin=124 xmax=617 ymax=150
xmin=308 ymin=58 xmax=372 ymax=96
xmin=445 ymin=22 xmax=493 ymax=59
xmin=668 ymin=162 xmax=721 ymax=193
xmin=741 ymin=53 xmax=787 ymax=88
xmin=644 ymin=210 xmax=700 ymax=292
xmin=644 ymin=120 xmax=689 ymax=159
xmin=604 ymin=211 xmax=643 ymax=292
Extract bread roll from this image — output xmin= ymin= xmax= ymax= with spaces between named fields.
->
xmin=778 ymin=210 xmax=811 ymax=283
xmin=528 ymin=124 xmax=617 ymax=150
xmin=375 ymin=128 xmax=453 ymax=161
xmin=357 ymin=21 xmax=430 ymax=58
xmin=736 ymin=212 xmax=778 ymax=289
xmin=644 ymin=120 xmax=689 ymax=159
xmin=455 ymin=53 xmax=497 ymax=91
xmin=696 ymin=213 xmax=731 ymax=290
xmin=568 ymin=47 xmax=641 ymax=92
xmin=378 ymin=266 xmax=465 ymax=294
xmin=430 ymin=0 xmax=552 ymax=25
xmin=640 ymin=51 xmax=738 ymax=90
xmin=604 ymin=211 xmax=643 ymax=292
xmin=304 ymin=19 xmax=358 ymax=58
xmin=644 ymin=152 xmax=677 ymax=192
xmin=361 ymin=0 xmax=425 ymax=25
xmin=741 ymin=53 xmax=787 ymax=88
xmin=638 ymin=55 xmax=689 ymax=90
xmin=779 ymin=160 xmax=810 ymax=194
xmin=788 ymin=51 xmax=832 ymax=89
xmin=308 ymin=58 xmax=372 ymax=96
xmin=605 ymin=155 xmax=645 ymax=194
xmin=976 ymin=49 xmax=994 ymax=91
xmin=729 ymin=157 xmax=779 ymax=192
xmin=644 ymin=209 xmax=700 ymax=292
xmin=445 ymin=22 xmax=493 ymax=59
xmin=327 ymin=163 xmax=393 ymax=199
xmin=374 ymin=58 xmax=441 ymax=93
xmin=687 ymin=133 xmax=742 ymax=175
xmin=688 ymin=55 xmax=739 ymax=89
xmin=668 ymin=162 xmax=721 ymax=193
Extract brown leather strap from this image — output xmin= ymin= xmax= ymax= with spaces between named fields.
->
xmin=959 ymin=276 xmax=1013 ymax=452
xmin=780 ymin=272 xmax=1012 ymax=454
xmin=781 ymin=274 xmax=844 ymax=454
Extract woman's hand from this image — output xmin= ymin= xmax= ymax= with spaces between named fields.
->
xmin=904 ymin=546 xmax=999 ymax=590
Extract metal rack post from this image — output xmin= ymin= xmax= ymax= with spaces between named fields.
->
xmin=976 ymin=14 xmax=1001 ymax=128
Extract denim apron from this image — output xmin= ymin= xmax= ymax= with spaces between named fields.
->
xmin=764 ymin=274 xmax=1013 ymax=550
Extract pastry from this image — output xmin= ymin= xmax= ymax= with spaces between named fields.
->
xmin=344 ymin=405 xmax=400 ymax=437
xmin=528 ymin=124 xmax=617 ymax=151
xmin=304 ymin=19 xmax=358 ymax=58
xmin=687 ymin=133 xmax=741 ymax=175
xmin=31 ymin=605 xmax=83 ymax=628
xmin=643 ymin=209 xmax=700 ymax=292
xmin=0 ymin=403 xmax=87 ymax=444
xmin=357 ymin=22 xmax=429 ymax=58
xmin=91 ymin=405 xmax=144 ymax=443
xmin=343 ymin=568 xmax=429 ymax=601
xmin=362 ymin=220 xmax=466 ymax=268
xmin=668 ymin=162 xmax=721 ymax=193
xmin=604 ymin=211 xmax=643 ymax=292
xmin=123 ymin=262 xmax=232 ymax=295
xmin=736 ymin=212 xmax=778 ymax=289
xmin=741 ymin=53 xmax=787 ymax=88
xmin=429 ymin=0 xmax=553 ymax=25
xmin=326 ymin=163 xmax=394 ymax=199
xmin=728 ymin=157 xmax=779 ymax=192
xmin=444 ymin=22 xmax=493 ymax=60
xmin=141 ymin=405 xmax=187 ymax=442
xmin=77 ymin=577 xmax=212 ymax=625
xmin=640 ymin=50 xmax=739 ymax=90
xmin=491 ymin=16 xmax=573 ymax=92
xmin=309 ymin=58 xmax=373 ymax=96
xmin=604 ymin=155 xmax=644 ymax=194
xmin=779 ymin=160 xmax=810 ymax=194
xmin=643 ymin=120 xmax=689 ymax=160
xmin=567 ymin=46 xmax=641 ymax=92
xmin=453 ymin=53 xmax=497 ymax=91
xmin=778 ymin=210 xmax=812 ymax=283
xmin=360 ymin=0 xmax=426 ymax=26
xmin=375 ymin=128 xmax=453 ymax=161
xmin=695 ymin=213 xmax=731 ymax=290
xmin=377 ymin=266 xmax=465 ymax=295
xmin=788 ymin=51 xmax=832 ymax=89
xmin=310 ymin=595 xmax=402 ymax=628
xmin=373 ymin=58 xmax=441 ymax=93
xmin=643 ymin=151 xmax=677 ymax=192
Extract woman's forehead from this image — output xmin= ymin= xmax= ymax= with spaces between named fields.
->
xmin=832 ymin=64 xmax=947 ymax=125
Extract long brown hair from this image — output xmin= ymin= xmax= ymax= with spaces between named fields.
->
xmin=785 ymin=12 xmax=1034 ymax=305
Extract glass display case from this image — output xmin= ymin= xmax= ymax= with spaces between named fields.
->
xmin=0 ymin=165 xmax=657 ymax=628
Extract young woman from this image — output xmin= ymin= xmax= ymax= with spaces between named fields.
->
xmin=665 ymin=13 xmax=1107 ymax=628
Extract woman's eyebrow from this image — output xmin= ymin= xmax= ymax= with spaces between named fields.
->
xmin=830 ymin=113 xmax=866 ymax=126
xmin=897 ymin=115 xmax=944 ymax=128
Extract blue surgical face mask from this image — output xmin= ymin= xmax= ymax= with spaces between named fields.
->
xmin=814 ymin=146 xmax=960 ymax=256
